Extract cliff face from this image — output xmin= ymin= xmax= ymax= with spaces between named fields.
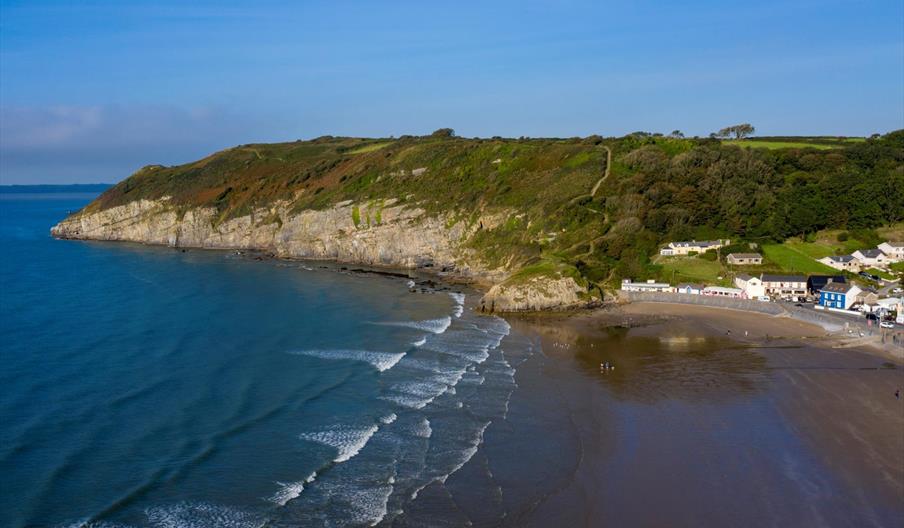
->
xmin=51 ymin=197 xmax=589 ymax=312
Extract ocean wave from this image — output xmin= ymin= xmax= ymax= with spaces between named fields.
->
xmin=413 ymin=418 xmax=432 ymax=439
xmin=346 ymin=484 xmax=394 ymax=527
xmin=411 ymin=336 xmax=427 ymax=347
xmin=145 ymin=502 xmax=261 ymax=528
xmin=299 ymin=424 xmax=380 ymax=463
xmin=439 ymin=421 xmax=491 ymax=484
xmin=380 ymin=413 xmax=398 ymax=425
xmin=289 ymin=349 xmax=404 ymax=372
xmin=270 ymin=471 xmax=317 ymax=506
xmin=448 ymin=292 xmax=466 ymax=305
xmin=380 ymin=392 xmax=436 ymax=410
xmin=374 ymin=316 xmax=451 ymax=334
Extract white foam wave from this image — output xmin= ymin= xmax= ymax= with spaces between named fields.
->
xmin=300 ymin=424 xmax=380 ymax=463
xmin=380 ymin=413 xmax=397 ymax=425
xmin=380 ymin=392 xmax=436 ymax=410
xmin=452 ymin=305 xmax=464 ymax=318
xmin=289 ymin=349 xmax=404 ymax=372
xmin=375 ymin=316 xmax=451 ymax=334
xmin=145 ymin=502 xmax=261 ymax=528
xmin=411 ymin=336 xmax=427 ymax=347
xmin=448 ymin=292 xmax=466 ymax=305
xmin=346 ymin=484 xmax=394 ymax=527
xmin=270 ymin=471 xmax=317 ymax=506
xmin=439 ymin=421 xmax=491 ymax=484
xmin=413 ymin=418 xmax=432 ymax=438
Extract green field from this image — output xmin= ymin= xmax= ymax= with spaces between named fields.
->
xmin=865 ymin=268 xmax=896 ymax=281
xmin=657 ymin=257 xmax=728 ymax=285
xmin=723 ymin=140 xmax=840 ymax=150
xmin=761 ymin=244 xmax=839 ymax=274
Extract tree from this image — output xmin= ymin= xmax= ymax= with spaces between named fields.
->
xmin=430 ymin=128 xmax=456 ymax=138
xmin=670 ymin=130 xmax=685 ymax=138
xmin=715 ymin=123 xmax=755 ymax=139
xmin=733 ymin=123 xmax=755 ymax=138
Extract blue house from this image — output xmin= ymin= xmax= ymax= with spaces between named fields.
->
xmin=819 ymin=282 xmax=861 ymax=310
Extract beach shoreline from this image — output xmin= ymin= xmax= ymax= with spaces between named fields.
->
xmin=494 ymin=301 xmax=904 ymax=527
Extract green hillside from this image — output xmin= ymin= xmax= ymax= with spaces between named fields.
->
xmin=87 ymin=129 xmax=904 ymax=290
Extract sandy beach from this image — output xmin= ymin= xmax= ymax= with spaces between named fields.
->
xmin=475 ymin=302 xmax=904 ymax=527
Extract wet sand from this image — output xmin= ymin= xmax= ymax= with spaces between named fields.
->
xmin=438 ymin=303 xmax=904 ymax=527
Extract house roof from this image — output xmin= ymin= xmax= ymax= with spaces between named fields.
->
xmin=670 ymin=239 xmax=723 ymax=248
xmin=855 ymin=249 xmax=885 ymax=258
xmin=825 ymin=255 xmax=856 ymax=263
xmin=676 ymin=283 xmax=704 ymax=289
xmin=807 ymin=275 xmax=846 ymax=288
xmin=761 ymin=274 xmax=806 ymax=283
xmin=703 ymin=286 xmax=743 ymax=294
xmin=736 ymin=273 xmax=754 ymax=281
xmin=821 ymin=282 xmax=856 ymax=294
xmin=727 ymin=253 xmax=761 ymax=259
xmin=881 ymin=241 xmax=904 ymax=248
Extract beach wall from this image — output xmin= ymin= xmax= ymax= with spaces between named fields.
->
xmin=622 ymin=291 xmax=904 ymax=348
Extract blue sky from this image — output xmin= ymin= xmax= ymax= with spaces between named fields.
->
xmin=1 ymin=0 xmax=902 ymax=184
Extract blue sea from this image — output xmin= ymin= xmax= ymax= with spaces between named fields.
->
xmin=0 ymin=189 xmax=532 ymax=527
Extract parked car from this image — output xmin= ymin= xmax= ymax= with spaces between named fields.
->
xmin=892 ymin=287 xmax=903 ymax=294
xmin=880 ymin=321 xmax=895 ymax=329
xmin=859 ymin=271 xmax=880 ymax=282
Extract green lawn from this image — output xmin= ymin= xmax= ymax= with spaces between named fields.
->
xmin=783 ymin=240 xmax=837 ymax=259
xmin=723 ymin=140 xmax=839 ymax=150
xmin=658 ymin=257 xmax=727 ymax=285
xmin=865 ymin=268 xmax=895 ymax=281
xmin=761 ymin=244 xmax=839 ymax=274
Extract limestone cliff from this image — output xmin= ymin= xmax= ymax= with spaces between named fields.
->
xmin=51 ymin=197 xmax=591 ymax=312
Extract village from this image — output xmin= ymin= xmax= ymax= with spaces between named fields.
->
xmin=623 ymin=238 xmax=904 ymax=328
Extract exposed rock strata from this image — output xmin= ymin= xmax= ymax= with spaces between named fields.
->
xmin=51 ymin=197 xmax=590 ymax=312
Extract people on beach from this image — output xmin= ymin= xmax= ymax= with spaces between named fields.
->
xmin=896 ymin=389 xmax=900 ymax=400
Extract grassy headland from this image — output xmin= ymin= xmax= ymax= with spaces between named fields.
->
xmin=84 ymin=130 xmax=904 ymax=292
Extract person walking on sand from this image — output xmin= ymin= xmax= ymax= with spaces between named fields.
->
xmin=896 ymin=389 xmax=900 ymax=400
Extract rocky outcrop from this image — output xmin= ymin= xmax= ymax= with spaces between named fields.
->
xmin=51 ymin=197 xmax=479 ymax=271
xmin=51 ymin=197 xmax=595 ymax=312
xmin=479 ymin=276 xmax=588 ymax=312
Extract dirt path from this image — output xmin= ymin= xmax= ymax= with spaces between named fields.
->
xmin=590 ymin=145 xmax=611 ymax=198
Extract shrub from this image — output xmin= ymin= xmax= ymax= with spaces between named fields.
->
xmin=837 ymin=231 xmax=849 ymax=242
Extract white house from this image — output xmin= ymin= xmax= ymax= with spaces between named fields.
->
xmin=818 ymin=254 xmax=861 ymax=272
xmin=851 ymin=249 xmax=888 ymax=268
xmin=660 ymin=239 xmax=729 ymax=256
xmin=734 ymin=273 xmax=765 ymax=298
xmin=675 ymin=283 xmax=704 ymax=295
xmin=877 ymin=242 xmax=904 ymax=262
xmin=761 ymin=274 xmax=807 ymax=299
xmin=621 ymin=279 xmax=673 ymax=293
xmin=702 ymin=286 xmax=744 ymax=298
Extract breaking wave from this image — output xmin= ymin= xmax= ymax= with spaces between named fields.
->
xmin=374 ymin=316 xmax=452 ymax=334
xmin=289 ymin=349 xmax=404 ymax=372
xmin=300 ymin=424 xmax=380 ymax=463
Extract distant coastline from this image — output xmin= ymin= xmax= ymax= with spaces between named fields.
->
xmin=0 ymin=184 xmax=113 ymax=193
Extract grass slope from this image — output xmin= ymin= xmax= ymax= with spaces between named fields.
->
xmin=80 ymin=131 xmax=903 ymax=293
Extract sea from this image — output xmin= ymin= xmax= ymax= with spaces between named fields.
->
xmin=0 ymin=188 xmax=536 ymax=527
xmin=4 ymin=188 xmax=902 ymax=528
